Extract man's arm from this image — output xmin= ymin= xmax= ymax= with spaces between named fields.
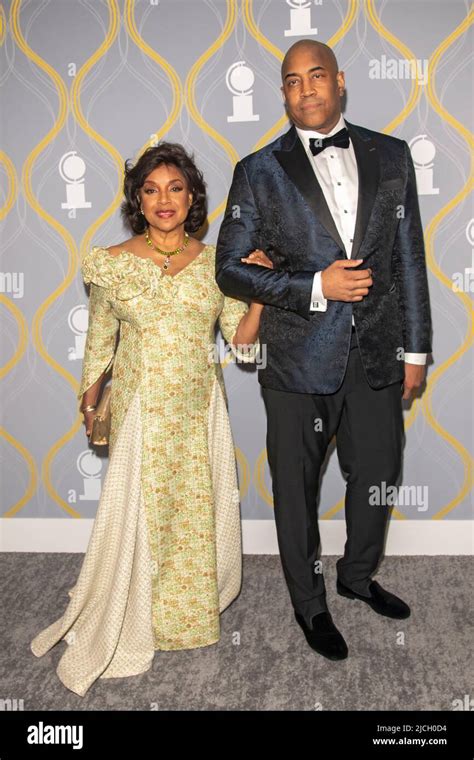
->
xmin=393 ymin=141 xmax=433 ymax=357
xmin=392 ymin=141 xmax=432 ymax=397
xmin=215 ymin=160 xmax=315 ymax=321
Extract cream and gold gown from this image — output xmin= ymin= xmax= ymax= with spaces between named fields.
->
xmin=31 ymin=243 xmax=259 ymax=696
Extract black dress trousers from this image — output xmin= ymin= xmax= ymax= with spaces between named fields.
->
xmin=261 ymin=328 xmax=405 ymax=627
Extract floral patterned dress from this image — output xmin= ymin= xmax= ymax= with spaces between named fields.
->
xmin=31 ymin=243 xmax=258 ymax=696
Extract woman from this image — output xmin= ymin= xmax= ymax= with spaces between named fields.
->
xmin=31 ymin=142 xmax=272 ymax=696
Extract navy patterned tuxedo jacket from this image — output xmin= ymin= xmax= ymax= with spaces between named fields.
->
xmin=215 ymin=121 xmax=432 ymax=394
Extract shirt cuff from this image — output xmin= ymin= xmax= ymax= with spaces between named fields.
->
xmin=309 ymin=271 xmax=327 ymax=312
xmin=404 ymin=353 xmax=427 ymax=365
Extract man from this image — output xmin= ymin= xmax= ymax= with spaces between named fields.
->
xmin=216 ymin=40 xmax=432 ymax=660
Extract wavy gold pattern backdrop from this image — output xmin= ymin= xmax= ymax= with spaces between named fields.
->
xmin=0 ymin=0 xmax=472 ymax=532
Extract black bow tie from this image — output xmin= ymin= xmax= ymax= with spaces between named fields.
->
xmin=309 ymin=127 xmax=350 ymax=156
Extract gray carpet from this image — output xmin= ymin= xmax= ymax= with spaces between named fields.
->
xmin=0 ymin=554 xmax=472 ymax=711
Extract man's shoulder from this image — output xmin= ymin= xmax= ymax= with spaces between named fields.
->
xmin=239 ymin=128 xmax=293 ymax=172
xmin=346 ymin=121 xmax=407 ymax=151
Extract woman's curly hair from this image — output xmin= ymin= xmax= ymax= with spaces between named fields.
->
xmin=121 ymin=142 xmax=207 ymax=235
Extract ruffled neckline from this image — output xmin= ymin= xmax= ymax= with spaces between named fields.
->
xmin=81 ymin=244 xmax=214 ymax=300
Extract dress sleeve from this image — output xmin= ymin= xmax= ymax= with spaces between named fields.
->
xmin=77 ymin=282 xmax=119 ymax=400
xmin=217 ymin=295 xmax=260 ymax=364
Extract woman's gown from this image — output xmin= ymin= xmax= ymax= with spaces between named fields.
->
xmin=30 ymin=243 xmax=259 ymax=696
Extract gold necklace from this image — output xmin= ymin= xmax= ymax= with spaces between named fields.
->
xmin=145 ymin=227 xmax=190 ymax=271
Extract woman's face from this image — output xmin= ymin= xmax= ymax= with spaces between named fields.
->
xmin=139 ymin=163 xmax=193 ymax=233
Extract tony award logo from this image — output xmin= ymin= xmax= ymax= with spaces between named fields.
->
xmin=59 ymin=151 xmax=92 ymax=215
xmin=452 ymin=219 xmax=474 ymax=294
xmin=226 ymin=62 xmax=259 ymax=123
xmin=285 ymin=0 xmax=319 ymax=37
xmin=67 ymin=305 xmax=89 ymax=361
xmin=409 ymin=135 xmax=439 ymax=196
xmin=77 ymin=450 xmax=103 ymax=501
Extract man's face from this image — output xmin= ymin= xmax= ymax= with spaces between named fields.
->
xmin=281 ymin=46 xmax=345 ymax=133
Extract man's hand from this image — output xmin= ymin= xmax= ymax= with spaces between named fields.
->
xmin=402 ymin=363 xmax=426 ymax=400
xmin=321 ymin=259 xmax=373 ymax=302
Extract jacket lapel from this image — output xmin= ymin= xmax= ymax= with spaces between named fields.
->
xmin=272 ymin=121 xmax=380 ymax=259
xmin=273 ymin=125 xmax=346 ymax=254
xmin=346 ymin=122 xmax=380 ymax=260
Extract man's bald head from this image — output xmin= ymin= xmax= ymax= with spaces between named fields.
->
xmin=281 ymin=40 xmax=339 ymax=82
xmin=280 ymin=39 xmax=345 ymax=133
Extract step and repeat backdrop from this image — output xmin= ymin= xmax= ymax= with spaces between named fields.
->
xmin=0 ymin=0 xmax=472 ymax=547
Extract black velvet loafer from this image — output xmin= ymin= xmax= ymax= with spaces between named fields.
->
xmin=294 ymin=610 xmax=348 ymax=660
xmin=337 ymin=579 xmax=411 ymax=619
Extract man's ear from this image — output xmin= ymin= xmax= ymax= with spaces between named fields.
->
xmin=337 ymin=70 xmax=345 ymax=95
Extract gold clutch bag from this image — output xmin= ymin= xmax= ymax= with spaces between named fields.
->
xmin=90 ymin=385 xmax=112 ymax=446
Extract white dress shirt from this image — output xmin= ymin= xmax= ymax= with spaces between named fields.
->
xmin=295 ymin=115 xmax=426 ymax=365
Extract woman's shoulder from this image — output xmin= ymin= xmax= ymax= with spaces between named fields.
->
xmin=104 ymin=236 xmax=142 ymax=258
xmin=80 ymin=240 xmax=143 ymax=289
xmin=80 ymin=246 xmax=114 ymax=287
xmin=189 ymin=241 xmax=215 ymax=266
xmin=200 ymin=243 xmax=217 ymax=273
xmin=202 ymin=242 xmax=216 ymax=258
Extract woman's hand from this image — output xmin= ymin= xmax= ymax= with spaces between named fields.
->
xmin=240 ymin=249 xmax=273 ymax=314
xmin=81 ymin=409 xmax=96 ymax=438
xmin=80 ymin=373 xmax=106 ymax=439
xmin=240 ymin=249 xmax=274 ymax=269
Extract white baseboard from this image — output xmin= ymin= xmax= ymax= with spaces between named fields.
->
xmin=242 ymin=519 xmax=473 ymax=555
xmin=0 ymin=518 xmax=472 ymax=555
